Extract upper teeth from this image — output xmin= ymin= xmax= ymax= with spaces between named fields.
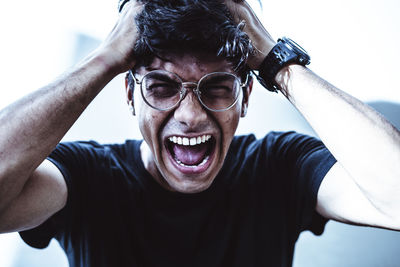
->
xmin=168 ymin=134 xmax=211 ymax=146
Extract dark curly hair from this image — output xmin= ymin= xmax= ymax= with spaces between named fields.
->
xmin=120 ymin=0 xmax=253 ymax=94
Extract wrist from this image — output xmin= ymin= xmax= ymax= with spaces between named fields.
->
xmin=90 ymin=46 xmax=135 ymax=77
xmin=76 ymin=49 xmax=122 ymax=86
xmin=252 ymin=39 xmax=276 ymax=69
xmin=275 ymin=64 xmax=308 ymax=98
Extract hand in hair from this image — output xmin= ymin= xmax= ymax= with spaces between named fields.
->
xmin=224 ymin=0 xmax=276 ymax=69
xmin=98 ymin=0 xmax=144 ymax=73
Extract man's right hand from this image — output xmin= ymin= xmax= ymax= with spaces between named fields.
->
xmin=0 ymin=1 xmax=143 ymax=234
xmin=95 ymin=0 xmax=144 ymax=74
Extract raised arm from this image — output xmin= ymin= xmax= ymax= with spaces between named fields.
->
xmin=0 ymin=1 xmax=143 ymax=233
xmin=225 ymin=0 xmax=400 ymax=230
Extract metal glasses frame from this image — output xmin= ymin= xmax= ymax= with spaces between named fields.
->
xmin=129 ymin=70 xmax=249 ymax=112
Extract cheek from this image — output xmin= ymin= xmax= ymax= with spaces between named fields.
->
xmin=225 ymin=105 xmax=241 ymax=129
xmin=224 ymin=115 xmax=240 ymax=138
xmin=218 ymin=108 xmax=241 ymax=143
xmin=137 ymin=104 xmax=159 ymax=146
xmin=137 ymin=104 xmax=170 ymax=161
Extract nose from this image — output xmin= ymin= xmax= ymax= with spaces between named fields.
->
xmin=173 ymin=86 xmax=208 ymax=129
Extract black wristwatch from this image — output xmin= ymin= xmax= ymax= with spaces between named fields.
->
xmin=256 ymin=37 xmax=310 ymax=92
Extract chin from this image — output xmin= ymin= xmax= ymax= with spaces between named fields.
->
xmin=165 ymin=176 xmax=215 ymax=193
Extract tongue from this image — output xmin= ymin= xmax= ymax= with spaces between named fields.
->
xmin=173 ymin=143 xmax=209 ymax=165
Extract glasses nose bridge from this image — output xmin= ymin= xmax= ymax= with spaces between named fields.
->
xmin=180 ymin=81 xmax=201 ymax=100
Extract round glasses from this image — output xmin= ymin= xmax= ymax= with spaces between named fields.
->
xmin=130 ymin=70 xmax=248 ymax=112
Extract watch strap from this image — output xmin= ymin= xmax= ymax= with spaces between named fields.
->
xmin=257 ymin=37 xmax=310 ymax=92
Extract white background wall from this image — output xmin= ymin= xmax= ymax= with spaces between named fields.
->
xmin=0 ymin=0 xmax=399 ymax=266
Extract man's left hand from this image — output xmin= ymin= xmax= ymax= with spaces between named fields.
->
xmin=224 ymin=0 xmax=276 ymax=70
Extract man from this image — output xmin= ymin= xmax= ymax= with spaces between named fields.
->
xmin=0 ymin=0 xmax=399 ymax=266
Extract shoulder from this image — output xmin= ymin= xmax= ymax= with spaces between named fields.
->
xmin=50 ymin=139 xmax=141 ymax=161
xmin=229 ymin=131 xmax=315 ymax=155
xmin=46 ymin=139 xmax=144 ymax=189
xmin=225 ymin=131 xmax=332 ymax=176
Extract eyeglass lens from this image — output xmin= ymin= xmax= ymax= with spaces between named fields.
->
xmin=140 ymin=70 xmax=241 ymax=111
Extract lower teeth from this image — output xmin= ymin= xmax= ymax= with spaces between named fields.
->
xmin=175 ymin=155 xmax=209 ymax=168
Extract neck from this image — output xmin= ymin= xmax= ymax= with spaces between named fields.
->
xmin=140 ymin=141 xmax=175 ymax=191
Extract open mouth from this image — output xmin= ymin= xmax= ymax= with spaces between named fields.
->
xmin=165 ymin=134 xmax=216 ymax=174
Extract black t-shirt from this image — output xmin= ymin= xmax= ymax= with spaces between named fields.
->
xmin=20 ymin=132 xmax=336 ymax=267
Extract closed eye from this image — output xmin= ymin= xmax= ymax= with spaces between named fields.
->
xmin=201 ymin=84 xmax=232 ymax=98
xmin=148 ymin=83 xmax=179 ymax=98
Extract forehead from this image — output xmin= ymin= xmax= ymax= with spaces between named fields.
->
xmin=135 ymin=53 xmax=235 ymax=81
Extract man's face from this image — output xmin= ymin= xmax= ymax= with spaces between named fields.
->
xmin=127 ymin=53 xmax=251 ymax=193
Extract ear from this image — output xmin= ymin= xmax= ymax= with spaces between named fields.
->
xmin=125 ymin=72 xmax=136 ymax=116
xmin=125 ymin=73 xmax=133 ymax=102
xmin=241 ymin=77 xmax=253 ymax=117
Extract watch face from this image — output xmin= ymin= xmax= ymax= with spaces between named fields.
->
xmin=283 ymin=37 xmax=308 ymax=54
xmin=281 ymin=37 xmax=310 ymax=64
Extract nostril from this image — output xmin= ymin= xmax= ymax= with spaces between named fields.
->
xmin=174 ymin=95 xmax=208 ymax=127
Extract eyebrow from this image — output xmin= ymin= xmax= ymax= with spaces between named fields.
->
xmin=202 ymin=75 xmax=233 ymax=84
xmin=148 ymin=73 xmax=179 ymax=83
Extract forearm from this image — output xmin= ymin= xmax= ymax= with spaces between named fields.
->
xmin=0 ymin=0 xmax=143 ymax=214
xmin=277 ymin=64 xmax=400 ymax=217
xmin=0 ymin=50 xmax=117 ymax=212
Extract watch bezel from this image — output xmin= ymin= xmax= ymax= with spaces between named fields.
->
xmin=280 ymin=37 xmax=310 ymax=65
